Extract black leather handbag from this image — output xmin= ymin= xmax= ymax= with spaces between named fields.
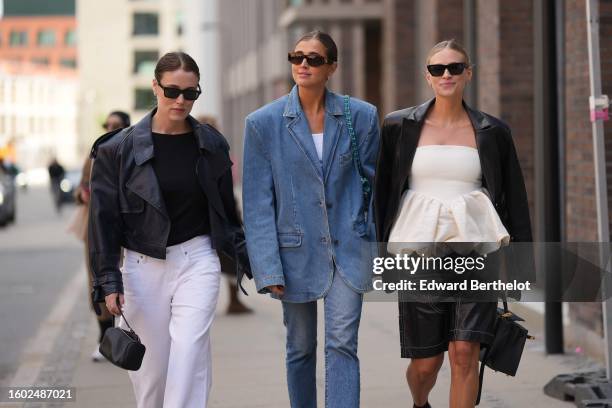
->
xmin=476 ymin=299 xmax=533 ymax=404
xmin=99 ymin=298 xmax=146 ymax=371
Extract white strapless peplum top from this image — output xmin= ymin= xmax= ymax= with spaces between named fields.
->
xmin=387 ymin=145 xmax=510 ymax=255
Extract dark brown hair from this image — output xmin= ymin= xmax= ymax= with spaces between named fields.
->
xmin=426 ymin=39 xmax=471 ymax=66
xmin=108 ymin=111 xmax=131 ymax=127
xmin=154 ymin=52 xmax=200 ymax=83
xmin=295 ymin=30 xmax=338 ymax=63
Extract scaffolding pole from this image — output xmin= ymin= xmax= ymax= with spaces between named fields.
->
xmin=586 ymin=0 xmax=612 ymax=380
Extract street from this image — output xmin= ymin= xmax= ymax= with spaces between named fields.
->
xmin=0 ymin=184 xmax=597 ymax=407
xmin=0 ymin=186 xmax=82 ymax=387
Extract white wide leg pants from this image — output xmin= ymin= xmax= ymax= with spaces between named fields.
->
xmin=121 ymin=235 xmax=221 ymax=408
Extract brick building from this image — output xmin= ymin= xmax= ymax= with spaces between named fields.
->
xmin=0 ymin=0 xmax=79 ymax=168
xmin=77 ymin=0 xmax=184 ymax=154
xmin=0 ymin=0 xmax=77 ymax=75
xmin=219 ymin=0 xmax=612 ymax=358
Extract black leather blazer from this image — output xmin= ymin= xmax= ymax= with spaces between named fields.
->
xmin=374 ymin=98 xmax=533 ymax=246
xmin=88 ymin=109 xmax=251 ymax=303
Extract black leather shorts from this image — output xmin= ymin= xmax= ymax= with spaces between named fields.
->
xmin=398 ymin=300 xmax=497 ymax=359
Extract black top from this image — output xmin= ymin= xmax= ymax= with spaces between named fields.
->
xmin=151 ymin=131 xmax=210 ymax=246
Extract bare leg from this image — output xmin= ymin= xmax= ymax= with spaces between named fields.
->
xmin=448 ymin=341 xmax=480 ymax=408
xmin=406 ymin=353 xmax=444 ymax=407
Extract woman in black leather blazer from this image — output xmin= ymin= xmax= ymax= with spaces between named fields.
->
xmin=374 ymin=40 xmax=532 ymax=408
xmin=88 ymin=52 xmax=249 ymax=407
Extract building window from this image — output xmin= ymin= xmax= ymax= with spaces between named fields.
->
xmin=134 ymin=88 xmax=156 ymax=110
xmin=31 ymin=57 xmax=49 ymax=66
xmin=60 ymin=58 xmax=77 ymax=68
xmin=37 ymin=30 xmax=56 ymax=46
xmin=134 ymin=50 xmax=158 ymax=75
xmin=133 ymin=13 xmax=159 ymax=35
xmin=64 ymin=30 xmax=76 ymax=46
xmin=9 ymin=31 xmax=28 ymax=46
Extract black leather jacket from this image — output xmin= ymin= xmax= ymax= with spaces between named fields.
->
xmin=374 ymin=98 xmax=533 ymax=246
xmin=88 ymin=109 xmax=251 ymax=303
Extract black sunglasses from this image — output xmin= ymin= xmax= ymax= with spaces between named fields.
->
xmin=426 ymin=62 xmax=469 ymax=77
xmin=288 ymin=52 xmax=332 ymax=67
xmin=158 ymin=83 xmax=202 ymax=100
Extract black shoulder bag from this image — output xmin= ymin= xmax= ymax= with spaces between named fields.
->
xmin=99 ymin=297 xmax=146 ymax=371
xmin=476 ymin=296 xmax=533 ymax=405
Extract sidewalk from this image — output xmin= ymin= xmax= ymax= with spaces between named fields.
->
xmin=8 ymin=276 xmax=601 ymax=407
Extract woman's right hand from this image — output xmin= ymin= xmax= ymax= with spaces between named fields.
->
xmin=105 ymin=293 xmax=125 ymax=316
xmin=79 ymin=188 xmax=90 ymax=204
xmin=266 ymin=285 xmax=285 ymax=297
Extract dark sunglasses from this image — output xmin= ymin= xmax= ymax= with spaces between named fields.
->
xmin=426 ymin=62 xmax=468 ymax=77
xmin=158 ymin=83 xmax=202 ymax=100
xmin=288 ymin=52 xmax=332 ymax=67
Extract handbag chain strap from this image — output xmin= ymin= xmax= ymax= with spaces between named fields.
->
xmin=476 ymin=291 xmax=509 ymax=405
xmin=343 ymin=95 xmax=371 ymax=221
xmin=115 ymin=296 xmax=137 ymax=334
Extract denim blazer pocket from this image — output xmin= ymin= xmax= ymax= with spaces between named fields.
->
xmin=278 ymin=232 xmax=303 ymax=248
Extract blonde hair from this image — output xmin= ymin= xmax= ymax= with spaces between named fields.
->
xmin=426 ymin=39 xmax=471 ymax=66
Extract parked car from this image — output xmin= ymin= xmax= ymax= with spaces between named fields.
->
xmin=0 ymin=165 xmax=16 ymax=226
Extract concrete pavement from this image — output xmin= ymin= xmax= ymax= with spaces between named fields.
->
xmin=2 ymin=271 xmax=602 ymax=407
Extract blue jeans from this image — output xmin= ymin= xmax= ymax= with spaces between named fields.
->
xmin=282 ymin=271 xmax=363 ymax=408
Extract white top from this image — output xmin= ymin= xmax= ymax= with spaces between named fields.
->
xmin=312 ymin=133 xmax=324 ymax=161
xmin=387 ymin=145 xmax=510 ymax=256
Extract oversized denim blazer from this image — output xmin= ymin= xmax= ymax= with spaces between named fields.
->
xmin=242 ymin=85 xmax=380 ymax=302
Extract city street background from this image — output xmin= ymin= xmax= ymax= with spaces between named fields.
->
xmin=0 ymin=185 xmax=602 ymax=407
xmin=1 ymin=0 xmax=612 ymax=406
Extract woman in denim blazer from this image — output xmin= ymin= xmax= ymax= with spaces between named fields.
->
xmin=242 ymin=30 xmax=379 ymax=408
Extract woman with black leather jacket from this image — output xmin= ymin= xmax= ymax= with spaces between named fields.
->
xmin=88 ymin=52 xmax=250 ymax=408
xmin=374 ymin=40 xmax=532 ymax=408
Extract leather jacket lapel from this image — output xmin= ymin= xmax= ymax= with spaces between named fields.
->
xmin=196 ymin=151 xmax=231 ymax=221
xmin=475 ymin=129 xmax=497 ymax=200
xmin=397 ymin=99 xmax=433 ymax=193
xmin=125 ymin=162 xmax=168 ymax=217
xmin=466 ymin=105 xmax=496 ymax=200
xmin=398 ymin=118 xmax=421 ymax=194
xmin=127 ymin=115 xmax=168 ymax=217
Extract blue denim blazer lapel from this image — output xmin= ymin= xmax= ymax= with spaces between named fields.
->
xmin=321 ymin=90 xmax=344 ymax=183
xmin=284 ymin=86 xmax=323 ymax=179
xmin=283 ymin=86 xmax=345 ymax=183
